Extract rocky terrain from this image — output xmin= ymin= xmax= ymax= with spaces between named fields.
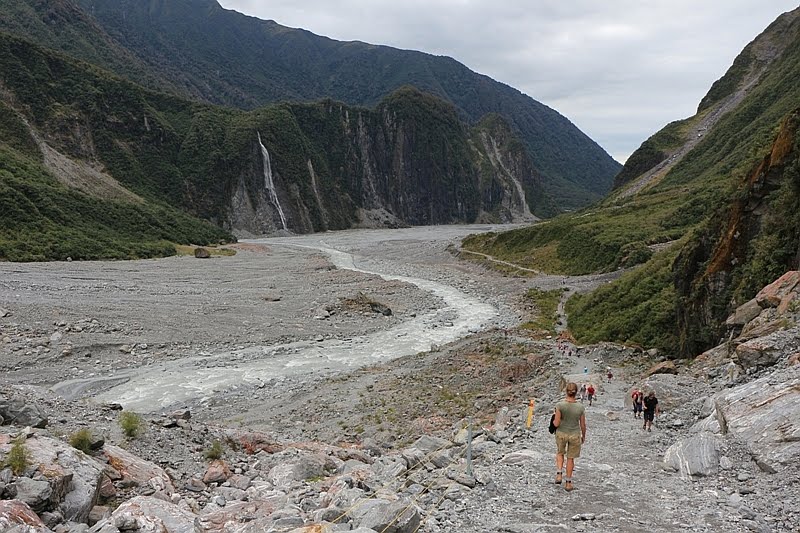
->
xmin=1 ymin=228 xmax=799 ymax=532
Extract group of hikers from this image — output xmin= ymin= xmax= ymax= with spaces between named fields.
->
xmin=550 ymin=379 xmax=659 ymax=492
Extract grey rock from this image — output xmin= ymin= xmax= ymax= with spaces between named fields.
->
xmin=0 ymin=395 xmax=48 ymax=428
xmin=93 ymin=496 xmax=196 ymax=533
xmin=353 ymin=498 xmax=420 ymax=533
xmin=663 ymin=433 xmax=720 ymax=478
xmin=410 ymin=435 xmax=452 ymax=455
xmin=711 ymin=365 xmax=799 ymax=466
xmin=726 ymin=298 xmax=763 ymax=327
xmin=11 ymin=478 xmax=53 ymax=512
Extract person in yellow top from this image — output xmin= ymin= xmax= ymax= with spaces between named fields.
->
xmin=553 ymin=382 xmax=587 ymax=491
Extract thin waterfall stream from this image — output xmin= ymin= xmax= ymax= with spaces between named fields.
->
xmin=257 ymin=131 xmax=288 ymax=230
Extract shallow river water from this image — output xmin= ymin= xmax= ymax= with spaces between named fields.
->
xmin=56 ymin=226 xmax=508 ymax=412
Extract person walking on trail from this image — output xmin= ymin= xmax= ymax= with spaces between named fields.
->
xmin=553 ymin=382 xmax=587 ymax=492
xmin=586 ymin=384 xmax=596 ymax=406
xmin=643 ymin=390 xmax=660 ymax=431
xmin=632 ymin=389 xmax=644 ymax=419
xmin=579 ymin=383 xmax=587 ymax=403
xmin=606 ymin=366 xmax=613 ymax=381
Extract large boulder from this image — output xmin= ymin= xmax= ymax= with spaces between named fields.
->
xmin=646 ymin=361 xmax=678 ymax=376
xmin=0 ymin=435 xmax=104 ymax=523
xmin=734 ymin=327 xmax=800 ymax=370
xmin=89 ymin=496 xmax=197 ymax=533
xmin=103 ymin=445 xmax=175 ymax=494
xmin=711 ymin=365 xmax=800 ymax=467
xmin=725 ymin=298 xmax=763 ymax=327
xmin=8 ymin=477 xmax=54 ymax=512
xmin=639 ymin=374 xmax=693 ymax=411
xmin=0 ymin=394 xmax=48 ymax=428
xmin=0 ymin=499 xmax=52 ymax=532
xmin=755 ymin=271 xmax=800 ymax=309
xmin=351 ymin=498 xmax=420 ymax=533
xmin=663 ymin=433 xmax=721 ymax=478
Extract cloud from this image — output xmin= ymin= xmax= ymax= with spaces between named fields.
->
xmin=218 ymin=1 xmax=797 ymax=163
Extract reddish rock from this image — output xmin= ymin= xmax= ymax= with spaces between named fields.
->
xmin=98 ymin=475 xmax=117 ymax=500
xmin=646 ymin=361 xmax=678 ymax=376
xmin=103 ymin=445 xmax=175 ymax=495
xmin=755 ymin=271 xmax=800 ymax=308
xmin=0 ymin=500 xmax=49 ymax=531
xmin=788 ymin=352 xmax=800 ymax=366
xmin=203 ymin=459 xmax=232 ymax=484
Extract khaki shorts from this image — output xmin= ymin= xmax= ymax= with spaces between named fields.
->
xmin=555 ymin=432 xmax=582 ymax=458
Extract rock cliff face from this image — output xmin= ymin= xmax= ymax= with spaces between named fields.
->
xmin=0 ymin=33 xmax=544 ymax=249
xmin=225 ymin=100 xmax=541 ymax=235
xmin=673 ymin=109 xmax=800 ymax=355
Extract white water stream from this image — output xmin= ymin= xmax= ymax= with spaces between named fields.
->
xmin=77 ymin=239 xmax=498 ymax=412
xmin=257 ymin=132 xmax=288 ymax=230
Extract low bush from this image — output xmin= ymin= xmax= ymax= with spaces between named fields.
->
xmin=204 ymin=440 xmax=224 ymax=461
xmin=119 ymin=411 xmax=143 ymax=439
xmin=4 ymin=436 xmax=30 ymax=475
xmin=69 ymin=428 xmax=94 ymax=454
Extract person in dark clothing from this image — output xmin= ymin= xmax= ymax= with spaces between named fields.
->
xmin=643 ymin=391 xmax=660 ymax=431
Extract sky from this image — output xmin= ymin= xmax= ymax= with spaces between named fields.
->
xmin=217 ymin=1 xmax=798 ymax=163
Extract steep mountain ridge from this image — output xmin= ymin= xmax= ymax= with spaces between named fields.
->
xmin=463 ymin=7 xmax=800 ymax=355
xmin=0 ymin=33 xmax=543 ymax=260
xmin=0 ymin=0 xmax=621 ymax=210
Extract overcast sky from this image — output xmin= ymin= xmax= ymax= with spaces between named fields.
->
xmin=218 ymin=1 xmax=797 ymax=163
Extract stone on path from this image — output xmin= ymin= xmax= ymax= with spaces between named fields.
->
xmin=663 ymin=432 xmax=720 ymax=478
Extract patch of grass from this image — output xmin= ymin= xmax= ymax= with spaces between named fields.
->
xmin=520 ymin=288 xmax=562 ymax=337
xmin=119 ymin=411 xmax=143 ymax=439
xmin=4 ymin=436 xmax=31 ymax=475
xmin=204 ymin=440 xmax=224 ymax=461
xmin=566 ymin=247 xmax=681 ymax=353
xmin=69 ymin=428 xmax=94 ymax=454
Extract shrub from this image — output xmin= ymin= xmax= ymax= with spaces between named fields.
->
xmin=69 ymin=428 xmax=94 ymax=454
xmin=4 ymin=436 xmax=30 ymax=475
xmin=204 ymin=440 xmax=224 ymax=461
xmin=119 ymin=411 xmax=143 ymax=439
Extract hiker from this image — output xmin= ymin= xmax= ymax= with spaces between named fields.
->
xmin=606 ymin=366 xmax=613 ymax=381
xmin=579 ymin=383 xmax=587 ymax=403
xmin=586 ymin=384 xmax=595 ymax=406
xmin=631 ymin=389 xmax=644 ymax=418
xmin=583 ymin=366 xmax=588 ymax=375
xmin=553 ymin=382 xmax=587 ymax=492
xmin=643 ymin=390 xmax=660 ymax=431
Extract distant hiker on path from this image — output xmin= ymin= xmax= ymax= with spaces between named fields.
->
xmin=586 ymin=384 xmax=595 ymax=406
xmin=643 ymin=391 xmax=660 ymax=431
xmin=553 ymin=382 xmax=587 ymax=492
xmin=579 ymin=383 xmax=587 ymax=403
xmin=632 ymin=389 xmax=644 ymax=419
xmin=606 ymin=366 xmax=613 ymax=381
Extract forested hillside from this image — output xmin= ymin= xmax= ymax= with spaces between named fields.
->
xmin=0 ymin=33 xmax=544 ymax=260
xmin=0 ymin=0 xmax=621 ymax=210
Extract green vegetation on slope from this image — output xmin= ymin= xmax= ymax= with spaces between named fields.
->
xmin=566 ymin=248 xmax=680 ymax=353
xmin=466 ymin=9 xmax=800 ymax=355
xmin=0 ymin=0 xmax=621 ymax=211
xmin=0 ymin=146 xmax=229 ymax=261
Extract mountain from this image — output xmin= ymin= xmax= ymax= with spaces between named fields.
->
xmin=0 ymin=32 xmax=546 ymax=260
xmin=463 ymin=7 xmax=800 ymax=355
xmin=0 ymin=0 xmax=621 ymax=210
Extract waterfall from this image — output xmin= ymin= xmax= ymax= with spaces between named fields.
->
xmin=257 ymin=132 xmax=288 ymax=230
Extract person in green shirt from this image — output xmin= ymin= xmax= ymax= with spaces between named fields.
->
xmin=553 ymin=381 xmax=587 ymax=491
